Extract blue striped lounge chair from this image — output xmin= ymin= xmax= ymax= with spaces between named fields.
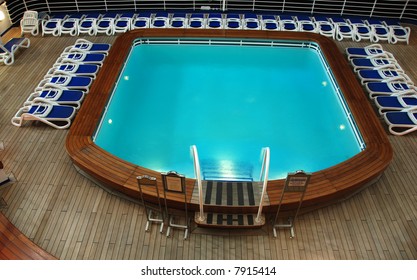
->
xmin=60 ymin=14 xmax=86 ymax=36
xmin=41 ymin=14 xmax=68 ymax=36
xmin=25 ymin=88 xmax=85 ymax=109
xmin=313 ymin=16 xmax=335 ymax=39
xmin=207 ymin=13 xmax=224 ymax=29
xmin=330 ymin=17 xmax=354 ymax=41
xmin=383 ymin=19 xmax=411 ymax=44
xmin=383 ymin=110 xmax=417 ymax=136
xmin=365 ymin=82 xmax=417 ymax=98
xmin=345 ymin=44 xmax=387 ymax=59
xmin=170 ymin=13 xmax=187 ymax=28
xmin=151 ymin=12 xmax=170 ymax=28
xmin=114 ymin=12 xmax=136 ymax=33
xmin=295 ymin=15 xmax=318 ymax=33
xmin=57 ymin=52 xmax=106 ymax=66
xmin=357 ymin=69 xmax=410 ymax=85
xmin=243 ymin=13 xmax=260 ymax=30
xmin=365 ymin=19 xmax=393 ymax=43
xmin=78 ymin=13 xmax=102 ymax=36
xmin=64 ymin=38 xmax=111 ymax=55
xmin=225 ymin=14 xmax=242 ymax=29
xmin=131 ymin=12 xmax=152 ymax=29
xmin=346 ymin=18 xmax=373 ymax=42
xmin=260 ymin=15 xmax=279 ymax=31
xmin=36 ymin=75 xmax=93 ymax=92
xmin=0 ymin=37 xmax=30 ymax=65
xmin=350 ymin=57 xmax=400 ymax=72
xmin=48 ymin=63 xmax=100 ymax=78
xmin=188 ymin=13 xmax=206 ymax=29
xmin=96 ymin=12 xmax=120 ymax=35
xmin=375 ymin=96 xmax=417 ymax=114
xmin=11 ymin=102 xmax=77 ymax=129
xmin=278 ymin=15 xmax=298 ymax=31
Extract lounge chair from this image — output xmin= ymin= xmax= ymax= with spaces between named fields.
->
xmin=295 ymin=15 xmax=318 ymax=33
xmin=330 ymin=17 xmax=354 ymax=41
xmin=20 ymin=11 xmax=39 ymax=36
xmin=151 ymin=12 xmax=170 ymax=28
xmin=0 ymin=37 xmax=30 ymax=65
xmin=278 ymin=15 xmax=298 ymax=31
xmin=365 ymin=19 xmax=392 ymax=43
xmin=78 ymin=13 xmax=101 ymax=35
xmin=243 ymin=13 xmax=260 ymax=30
xmin=383 ymin=110 xmax=417 ymax=135
xmin=24 ymin=88 xmax=85 ymax=109
xmin=365 ymin=82 xmax=417 ymax=98
xmin=131 ymin=12 xmax=152 ymax=29
xmin=357 ymin=69 xmax=410 ymax=84
xmin=170 ymin=13 xmax=187 ymax=28
xmin=345 ymin=44 xmax=387 ymax=59
xmin=42 ymin=14 xmax=68 ymax=36
xmin=350 ymin=57 xmax=401 ymax=72
xmin=375 ymin=96 xmax=417 ymax=114
xmin=60 ymin=14 xmax=85 ymax=36
xmin=225 ymin=14 xmax=242 ymax=29
xmin=57 ymin=52 xmax=106 ymax=66
xmin=207 ymin=13 xmax=224 ymax=29
xmin=313 ymin=16 xmax=335 ymax=39
xmin=188 ymin=13 xmax=206 ymax=29
xmin=47 ymin=63 xmax=100 ymax=78
xmin=64 ymin=38 xmax=111 ymax=54
xmin=346 ymin=18 xmax=373 ymax=42
xmin=96 ymin=12 xmax=120 ymax=35
xmin=383 ymin=19 xmax=411 ymax=44
xmin=260 ymin=15 xmax=279 ymax=31
xmin=11 ymin=102 xmax=77 ymax=129
xmin=114 ymin=12 xmax=136 ymax=33
xmin=35 ymin=75 xmax=92 ymax=92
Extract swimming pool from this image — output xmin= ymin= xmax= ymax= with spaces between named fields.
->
xmin=94 ymin=38 xmax=364 ymax=181
xmin=66 ymin=30 xmax=392 ymax=213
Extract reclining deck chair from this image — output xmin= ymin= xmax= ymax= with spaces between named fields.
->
xmin=0 ymin=37 xmax=30 ymax=65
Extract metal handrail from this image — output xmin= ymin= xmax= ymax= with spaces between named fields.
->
xmin=255 ymin=147 xmax=269 ymax=224
xmin=190 ymin=145 xmax=205 ymax=222
xmin=6 ymin=0 xmax=417 ymax=24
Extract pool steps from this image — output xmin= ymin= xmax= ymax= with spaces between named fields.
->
xmin=192 ymin=180 xmax=267 ymax=228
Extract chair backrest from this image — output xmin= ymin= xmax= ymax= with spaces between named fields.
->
xmin=23 ymin=11 xmax=38 ymax=19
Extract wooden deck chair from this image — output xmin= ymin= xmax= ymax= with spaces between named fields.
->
xmin=136 ymin=175 xmax=166 ymax=233
xmin=162 ymin=171 xmax=191 ymax=239
xmin=272 ymin=170 xmax=311 ymax=238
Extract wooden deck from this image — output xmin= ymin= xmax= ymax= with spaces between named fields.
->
xmin=0 ymin=27 xmax=416 ymax=259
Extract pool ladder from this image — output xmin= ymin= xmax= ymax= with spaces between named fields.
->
xmin=191 ymin=145 xmax=269 ymax=229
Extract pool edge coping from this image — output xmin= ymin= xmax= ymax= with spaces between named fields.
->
xmin=66 ymin=29 xmax=393 ymax=213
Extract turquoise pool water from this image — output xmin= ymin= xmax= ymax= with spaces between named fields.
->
xmin=94 ymin=39 xmax=364 ymax=180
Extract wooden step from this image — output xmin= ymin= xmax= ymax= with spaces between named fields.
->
xmin=194 ymin=212 xmax=265 ymax=229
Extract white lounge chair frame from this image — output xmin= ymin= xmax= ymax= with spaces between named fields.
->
xmin=0 ymin=37 xmax=30 ymax=65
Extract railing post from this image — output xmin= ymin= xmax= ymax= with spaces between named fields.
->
xmin=255 ymin=147 xmax=270 ymax=224
xmin=191 ymin=145 xmax=205 ymax=222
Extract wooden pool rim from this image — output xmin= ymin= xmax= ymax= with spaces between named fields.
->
xmin=66 ymin=29 xmax=393 ymax=214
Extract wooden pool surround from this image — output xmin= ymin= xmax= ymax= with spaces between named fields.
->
xmin=66 ymin=29 xmax=393 ymax=214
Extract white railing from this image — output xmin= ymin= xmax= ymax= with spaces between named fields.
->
xmin=255 ymin=147 xmax=270 ymax=225
xmin=190 ymin=145 xmax=205 ymax=222
xmin=6 ymin=0 xmax=417 ymax=24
